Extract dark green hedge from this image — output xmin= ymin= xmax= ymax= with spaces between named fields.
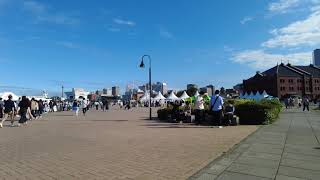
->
xmin=157 ymin=108 xmax=171 ymax=121
xmin=157 ymin=99 xmax=283 ymax=125
xmin=234 ymin=99 xmax=283 ymax=125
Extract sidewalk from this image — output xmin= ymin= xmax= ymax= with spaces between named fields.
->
xmin=189 ymin=108 xmax=320 ymax=180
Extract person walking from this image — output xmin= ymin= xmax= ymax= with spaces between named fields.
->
xmin=17 ymin=96 xmax=30 ymax=126
xmin=94 ymin=101 xmax=99 ymax=110
xmin=302 ymin=96 xmax=310 ymax=111
xmin=194 ymin=92 xmax=205 ymax=125
xmin=0 ymin=95 xmax=16 ymax=128
xmin=210 ymin=90 xmax=224 ymax=127
xmin=72 ymin=100 xmax=79 ymax=116
xmin=49 ymin=101 xmax=53 ymax=112
xmin=102 ymin=100 xmax=108 ymax=112
xmin=0 ymin=98 xmax=4 ymax=119
xmin=284 ymin=98 xmax=289 ymax=109
xmin=81 ymin=98 xmax=88 ymax=116
xmin=224 ymin=101 xmax=235 ymax=126
xmin=38 ymin=99 xmax=44 ymax=118
xmin=30 ymin=98 xmax=38 ymax=119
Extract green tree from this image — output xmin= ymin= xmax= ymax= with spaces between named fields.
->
xmin=187 ymin=87 xmax=198 ymax=96
xmin=220 ymin=87 xmax=226 ymax=95
xmin=176 ymin=90 xmax=184 ymax=97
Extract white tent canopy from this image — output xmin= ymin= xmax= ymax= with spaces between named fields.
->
xmin=166 ymin=91 xmax=180 ymax=101
xmin=261 ymin=90 xmax=268 ymax=98
xmin=179 ymin=91 xmax=190 ymax=100
xmin=153 ymin=92 xmax=166 ymax=100
xmin=140 ymin=93 xmax=151 ymax=102
xmin=194 ymin=91 xmax=200 ymax=97
xmin=241 ymin=91 xmax=271 ymax=101
xmin=0 ymin=92 xmax=19 ymax=101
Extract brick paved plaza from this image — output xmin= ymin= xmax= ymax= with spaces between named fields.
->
xmin=0 ymin=108 xmax=257 ymax=180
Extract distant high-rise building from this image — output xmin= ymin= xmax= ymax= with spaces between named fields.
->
xmin=206 ymin=85 xmax=215 ymax=96
xmin=152 ymin=82 xmax=168 ymax=95
xmin=102 ymin=88 xmax=112 ymax=96
xmin=138 ymin=82 xmax=168 ymax=95
xmin=96 ymin=90 xmax=103 ymax=95
xmin=313 ymin=49 xmax=320 ymax=66
xmin=200 ymin=85 xmax=215 ymax=96
xmin=112 ymin=86 xmax=120 ymax=96
xmin=162 ymin=83 xmax=168 ymax=95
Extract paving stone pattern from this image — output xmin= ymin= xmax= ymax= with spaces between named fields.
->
xmin=0 ymin=108 xmax=257 ymax=180
xmin=190 ymin=109 xmax=320 ymax=180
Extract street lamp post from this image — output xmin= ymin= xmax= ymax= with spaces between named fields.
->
xmin=139 ymin=55 xmax=152 ymax=120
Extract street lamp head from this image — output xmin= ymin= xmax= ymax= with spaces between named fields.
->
xmin=139 ymin=59 xmax=145 ymax=68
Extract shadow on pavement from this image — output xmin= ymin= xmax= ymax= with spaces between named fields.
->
xmin=90 ymin=120 xmax=129 ymax=122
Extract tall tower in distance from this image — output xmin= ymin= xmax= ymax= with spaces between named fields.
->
xmin=313 ymin=49 xmax=320 ymax=66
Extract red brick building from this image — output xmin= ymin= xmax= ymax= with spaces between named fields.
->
xmin=243 ymin=63 xmax=320 ymax=99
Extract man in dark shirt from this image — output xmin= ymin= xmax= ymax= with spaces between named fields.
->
xmin=0 ymin=98 xmax=4 ymax=118
xmin=0 ymin=95 xmax=16 ymax=128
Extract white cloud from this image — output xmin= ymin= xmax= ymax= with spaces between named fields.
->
xmin=113 ymin=18 xmax=135 ymax=26
xmin=23 ymin=1 xmax=46 ymax=14
xmin=240 ymin=17 xmax=254 ymax=24
xmin=262 ymin=9 xmax=320 ymax=48
xmin=232 ymin=49 xmax=311 ymax=69
xmin=160 ymin=28 xmax=173 ymax=39
xmin=22 ymin=1 xmax=79 ymax=25
xmin=36 ymin=14 xmax=79 ymax=25
xmin=233 ymin=0 xmax=320 ymax=69
xmin=269 ymin=0 xmax=301 ymax=13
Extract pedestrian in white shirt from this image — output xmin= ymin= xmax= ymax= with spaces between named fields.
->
xmin=195 ymin=92 xmax=205 ymax=125
xmin=81 ymin=98 xmax=88 ymax=116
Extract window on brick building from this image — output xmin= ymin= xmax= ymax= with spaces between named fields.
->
xmin=280 ymin=87 xmax=285 ymax=91
xmin=288 ymin=79 xmax=294 ymax=83
xmin=289 ymin=87 xmax=294 ymax=91
xmin=280 ymin=79 xmax=285 ymax=83
xmin=306 ymin=87 xmax=309 ymax=91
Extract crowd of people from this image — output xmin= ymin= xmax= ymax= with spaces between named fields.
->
xmin=0 ymin=94 xmax=121 ymax=128
xmin=168 ymin=90 xmax=236 ymax=127
xmin=284 ymin=96 xmax=320 ymax=111
xmin=0 ymin=95 xmax=45 ymax=128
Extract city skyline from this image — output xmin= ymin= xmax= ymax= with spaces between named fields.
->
xmin=1 ymin=0 xmax=320 ymax=95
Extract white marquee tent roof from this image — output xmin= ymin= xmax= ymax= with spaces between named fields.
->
xmin=140 ymin=93 xmax=151 ymax=102
xmin=240 ymin=91 xmax=271 ymax=101
xmin=166 ymin=91 xmax=180 ymax=101
xmin=194 ymin=91 xmax=200 ymax=97
xmin=179 ymin=91 xmax=190 ymax=100
xmin=153 ymin=92 xmax=166 ymax=100
xmin=0 ymin=92 xmax=20 ymax=101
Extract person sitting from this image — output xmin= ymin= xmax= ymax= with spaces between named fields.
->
xmin=171 ymin=100 xmax=182 ymax=122
xmin=183 ymin=102 xmax=192 ymax=116
xmin=224 ymin=101 xmax=235 ymax=126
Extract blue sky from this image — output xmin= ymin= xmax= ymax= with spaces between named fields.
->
xmin=0 ymin=0 xmax=320 ymax=95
